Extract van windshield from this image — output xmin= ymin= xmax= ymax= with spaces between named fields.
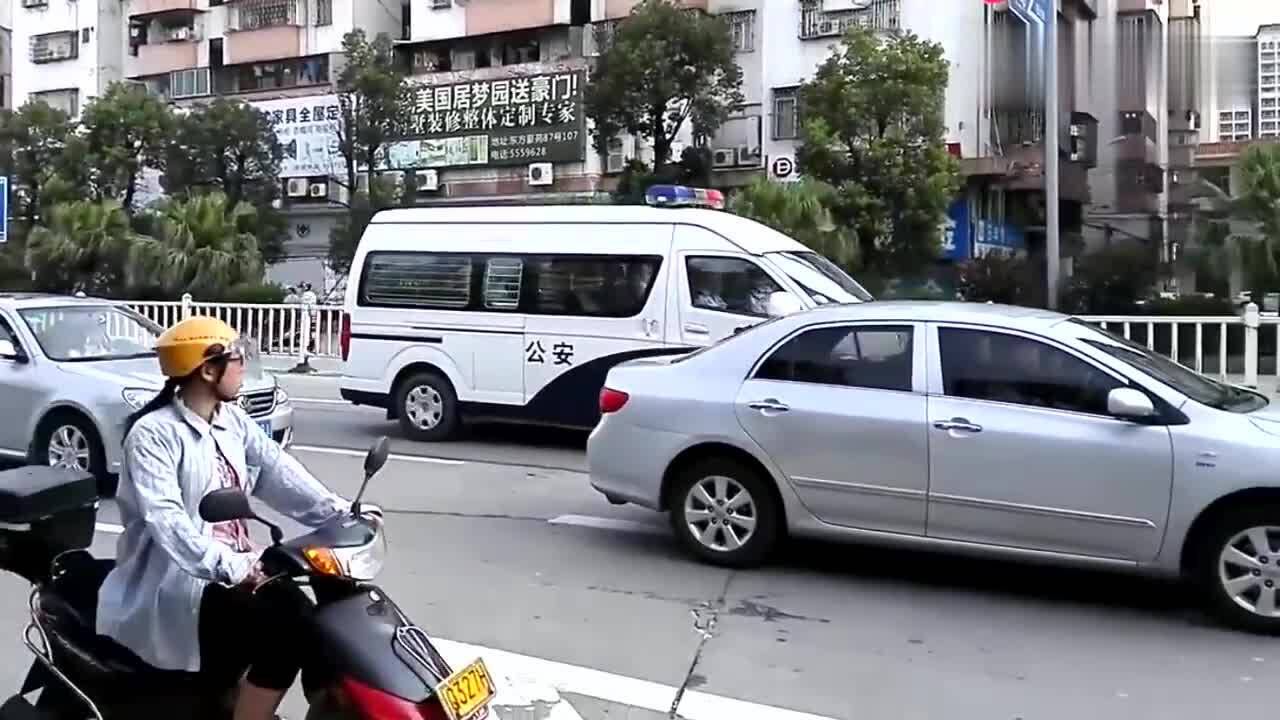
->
xmin=767 ymin=251 xmax=874 ymax=305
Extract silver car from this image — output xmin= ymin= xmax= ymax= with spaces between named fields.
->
xmin=588 ymin=301 xmax=1280 ymax=633
xmin=0 ymin=294 xmax=293 ymax=484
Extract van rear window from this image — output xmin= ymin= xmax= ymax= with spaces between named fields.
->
xmin=361 ymin=254 xmax=473 ymax=308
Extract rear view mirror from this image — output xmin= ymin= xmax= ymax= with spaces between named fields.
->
xmin=766 ymin=291 xmax=803 ymax=318
xmin=1107 ymin=388 xmax=1155 ymax=420
xmin=199 ymin=489 xmax=254 ymax=523
xmin=364 ymin=436 xmax=391 ymax=477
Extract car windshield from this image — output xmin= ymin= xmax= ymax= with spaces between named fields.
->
xmin=19 ymin=305 xmax=161 ymax=362
xmin=1071 ymin=319 xmax=1268 ymax=413
xmin=767 ymin=251 xmax=874 ymax=305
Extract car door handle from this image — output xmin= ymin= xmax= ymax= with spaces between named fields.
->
xmin=748 ymin=399 xmax=790 ymax=413
xmin=683 ymin=322 xmax=709 ymax=335
xmin=933 ymin=418 xmax=982 ymax=433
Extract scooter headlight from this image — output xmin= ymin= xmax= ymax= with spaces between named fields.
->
xmin=303 ymin=519 xmax=387 ymax=581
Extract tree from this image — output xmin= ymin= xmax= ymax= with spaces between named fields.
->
xmin=957 ymin=251 xmax=1037 ymax=305
xmin=1192 ymin=144 xmax=1280 ymax=298
xmin=128 ymin=192 xmax=263 ymax=296
xmin=585 ymin=0 xmax=743 ymax=169
xmin=163 ymin=99 xmax=287 ymax=263
xmin=0 ymin=101 xmax=79 ymax=224
xmin=728 ymin=177 xmax=857 ymax=267
xmin=80 ymin=83 xmax=176 ymax=212
xmin=796 ymin=25 xmax=960 ymax=277
xmin=25 ymin=200 xmax=135 ymax=294
xmin=329 ymin=29 xmax=412 ymax=276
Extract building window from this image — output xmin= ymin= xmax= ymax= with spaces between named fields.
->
xmin=215 ymin=55 xmax=328 ymax=93
xmin=727 ymin=10 xmax=755 ymax=52
xmin=170 ymin=68 xmax=211 ymax=99
xmin=30 ymin=88 xmax=78 ymax=116
xmin=315 ymin=0 xmax=332 ymax=26
xmin=361 ymin=253 xmax=474 ymax=309
xmin=30 ymin=31 xmax=78 ymax=63
xmin=773 ymin=87 xmax=799 ymax=140
xmin=231 ymin=0 xmax=296 ymax=31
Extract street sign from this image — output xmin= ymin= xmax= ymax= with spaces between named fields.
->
xmin=0 ymin=177 xmax=8 ymax=245
xmin=1008 ymin=0 xmax=1050 ymax=26
xmin=770 ymin=156 xmax=796 ymax=180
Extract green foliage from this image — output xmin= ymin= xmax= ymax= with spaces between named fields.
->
xmin=610 ymin=147 xmax=711 ymax=204
xmin=163 ymin=99 xmax=287 ymax=263
xmin=585 ymin=0 xmax=744 ymax=168
xmin=128 ymin=193 xmax=263 ymax=297
xmin=956 ymin=251 xmax=1039 ymax=306
xmin=728 ymin=177 xmax=856 ymax=267
xmin=329 ymin=175 xmax=401 ymax=278
xmin=1060 ymin=243 xmax=1160 ymax=314
xmin=25 ymin=200 xmax=136 ymax=295
xmin=796 ymin=25 xmax=959 ymax=277
xmin=214 ymin=282 xmax=288 ymax=304
xmin=79 ymin=83 xmax=176 ymax=211
xmin=0 ymin=102 xmax=78 ymax=224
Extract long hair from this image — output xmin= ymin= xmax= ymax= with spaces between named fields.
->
xmin=123 ymin=346 xmax=232 ymax=439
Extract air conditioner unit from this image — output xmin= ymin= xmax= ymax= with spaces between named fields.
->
xmin=309 ymin=182 xmax=327 ymax=198
xmin=416 ymin=169 xmax=439 ymax=192
xmin=528 ymin=163 xmax=553 ymax=186
xmin=169 ymin=27 xmax=191 ymax=41
xmin=286 ymin=178 xmax=308 ymax=197
xmin=605 ymin=135 xmax=634 ymax=174
xmin=711 ymin=148 xmax=736 ymax=168
xmin=606 ymin=154 xmax=627 ymax=174
xmin=817 ymin=20 xmax=837 ymax=35
xmin=735 ymin=145 xmax=762 ymax=166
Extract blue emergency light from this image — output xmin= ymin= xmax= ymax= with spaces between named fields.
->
xmin=644 ymin=185 xmax=726 ymax=210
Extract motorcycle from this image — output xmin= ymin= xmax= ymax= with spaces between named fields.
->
xmin=0 ymin=437 xmax=495 ymax=720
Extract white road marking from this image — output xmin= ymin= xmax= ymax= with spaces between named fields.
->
xmin=548 ymin=514 xmax=666 ymax=536
xmin=95 ymin=522 xmax=124 ymax=534
xmin=433 ymin=637 xmax=838 ymax=720
xmin=291 ymin=445 xmax=466 ymax=465
xmin=290 ymin=397 xmax=358 ymax=406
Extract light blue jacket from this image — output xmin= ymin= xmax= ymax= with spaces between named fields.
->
xmin=96 ymin=396 xmax=349 ymax=672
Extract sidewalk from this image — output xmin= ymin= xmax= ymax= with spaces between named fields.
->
xmin=262 ymin=355 xmax=344 ymax=376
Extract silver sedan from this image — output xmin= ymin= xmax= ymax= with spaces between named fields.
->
xmin=587 ymin=301 xmax=1280 ymax=633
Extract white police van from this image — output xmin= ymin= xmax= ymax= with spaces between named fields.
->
xmin=338 ymin=185 xmax=872 ymax=441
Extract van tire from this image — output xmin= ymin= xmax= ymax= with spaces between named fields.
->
xmin=393 ymin=371 xmax=459 ymax=442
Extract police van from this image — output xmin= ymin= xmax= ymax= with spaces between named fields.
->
xmin=337 ymin=185 xmax=872 ymax=441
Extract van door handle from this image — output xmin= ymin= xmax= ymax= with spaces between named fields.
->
xmin=683 ymin=323 xmax=709 ymax=335
xmin=933 ymin=418 xmax=982 ymax=433
xmin=748 ymin=399 xmax=790 ymax=413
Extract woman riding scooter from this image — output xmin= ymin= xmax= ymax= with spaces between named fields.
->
xmin=95 ymin=316 xmax=364 ymax=720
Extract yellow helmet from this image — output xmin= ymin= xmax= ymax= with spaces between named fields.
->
xmin=155 ymin=316 xmax=240 ymax=378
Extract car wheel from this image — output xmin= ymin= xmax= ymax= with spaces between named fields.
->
xmin=1195 ymin=505 xmax=1280 ymax=634
xmin=668 ymin=457 xmax=779 ymax=568
xmin=33 ymin=413 xmax=111 ymax=494
xmin=394 ymin=371 xmax=459 ymax=442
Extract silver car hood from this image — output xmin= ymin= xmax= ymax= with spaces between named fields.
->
xmin=1248 ymin=400 xmax=1280 ymax=436
xmin=59 ymin=356 xmax=276 ymax=392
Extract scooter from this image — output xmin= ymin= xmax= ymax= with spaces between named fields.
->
xmin=0 ymin=437 xmax=495 ymax=720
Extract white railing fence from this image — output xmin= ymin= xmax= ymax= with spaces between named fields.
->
xmin=124 ymin=297 xmax=1280 ymax=386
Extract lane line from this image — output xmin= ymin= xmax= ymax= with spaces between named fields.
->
xmin=548 ymin=514 xmax=666 ymax=536
xmin=433 ymin=638 xmax=838 ymax=720
xmin=290 ymin=397 xmax=361 ymax=406
xmin=291 ymin=445 xmax=466 ymax=465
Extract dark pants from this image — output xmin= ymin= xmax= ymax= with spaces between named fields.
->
xmin=198 ymin=582 xmax=310 ymax=692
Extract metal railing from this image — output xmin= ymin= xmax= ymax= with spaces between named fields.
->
xmin=122 ymin=297 xmax=1280 ymax=387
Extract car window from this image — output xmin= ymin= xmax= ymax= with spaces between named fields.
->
xmin=756 ymin=325 xmax=914 ymax=392
xmin=686 ymin=256 xmax=782 ymax=317
xmin=938 ymin=327 xmax=1121 ymax=415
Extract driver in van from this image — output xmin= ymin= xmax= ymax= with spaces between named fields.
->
xmin=96 ymin=316 xmax=365 ymax=720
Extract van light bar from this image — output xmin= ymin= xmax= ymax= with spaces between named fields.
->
xmin=644 ymin=185 xmax=725 ymax=210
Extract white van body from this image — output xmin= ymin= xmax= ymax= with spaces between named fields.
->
xmin=339 ymin=204 xmax=871 ymax=438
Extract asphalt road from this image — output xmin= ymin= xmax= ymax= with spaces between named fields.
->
xmin=0 ymin=381 xmax=1274 ymax=718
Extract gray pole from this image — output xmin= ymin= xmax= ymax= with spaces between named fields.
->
xmin=1044 ymin=5 xmax=1060 ymax=309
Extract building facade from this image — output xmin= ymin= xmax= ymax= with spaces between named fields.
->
xmin=12 ymin=0 xmax=125 ymax=115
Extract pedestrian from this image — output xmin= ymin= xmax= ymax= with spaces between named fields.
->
xmin=300 ymin=283 xmax=319 ymax=353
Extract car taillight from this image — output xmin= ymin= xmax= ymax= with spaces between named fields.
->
xmin=340 ymin=312 xmax=352 ymax=361
xmin=599 ymin=387 xmax=629 ymax=414
xmin=339 ymin=676 xmax=448 ymax=720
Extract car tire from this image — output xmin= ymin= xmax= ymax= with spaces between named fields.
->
xmin=668 ymin=456 xmax=779 ymax=569
xmin=32 ymin=412 xmax=112 ymax=496
xmin=1193 ymin=504 xmax=1280 ymax=635
xmin=393 ymin=371 xmax=459 ymax=442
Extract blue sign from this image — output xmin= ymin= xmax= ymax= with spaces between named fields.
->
xmin=1009 ymin=0 xmax=1050 ymax=26
xmin=0 ymin=177 xmax=8 ymax=244
xmin=975 ymin=221 xmax=1027 ymax=255
xmin=941 ymin=199 xmax=971 ymax=261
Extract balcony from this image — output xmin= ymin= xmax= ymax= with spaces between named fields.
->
xmin=225 ymin=0 xmax=303 ymax=63
xmin=214 ymin=55 xmax=329 ymax=95
xmin=799 ymin=0 xmax=900 ymax=40
xmin=132 ymin=39 xmax=200 ymax=76
xmin=129 ymin=0 xmax=206 ymax=18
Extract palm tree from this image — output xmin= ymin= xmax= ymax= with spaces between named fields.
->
xmin=1190 ymin=144 xmax=1280 ymax=297
xmin=25 ymin=200 xmax=134 ymax=295
xmin=727 ymin=177 xmax=857 ymax=268
xmin=129 ymin=192 xmax=264 ymax=296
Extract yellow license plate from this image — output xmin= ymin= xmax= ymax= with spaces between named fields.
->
xmin=437 ymin=658 xmax=495 ymax=720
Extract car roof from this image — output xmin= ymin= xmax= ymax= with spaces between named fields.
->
xmin=0 ymin=293 xmax=118 ymax=309
xmin=367 ymin=205 xmax=809 ymax=255
xmin=800 ymin=300 xmax=1070 ymax=330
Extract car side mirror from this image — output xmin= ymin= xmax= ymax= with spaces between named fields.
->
xmin=199 ymin=489 xmax=254 ymax=523
xmin=766 ymin=291 xmax=803 ymax=318
xmin=0 ymin=339 xmax=24 ymax=362
xmin=1107 ymin=388 xmax=1155 ymax=420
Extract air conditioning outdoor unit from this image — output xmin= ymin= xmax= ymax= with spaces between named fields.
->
xmin=605 ymin=135 xmax=634 ymax=174
xmin=735 ymin=145 xmax=762 ymax=166
xmin=169 ymin=27 xmax=191 ymax=41
xmin=528 ymin=163 xmax=553 ymax=186
xmin=416 ymin=169 xmax=439 ymax=192
xmin=286 ymin=178 xmax=308 ymax=197
xmin=606 ymin=154 xmax=627 ymax=174
xmin=309 ymin=182 xmax=327 ymax=198
xmin=711 ymin=148 xmax=736 ymax=168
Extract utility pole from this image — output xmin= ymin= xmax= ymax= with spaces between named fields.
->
xmin=1044 ymin=4 xmax=1059 ymax=309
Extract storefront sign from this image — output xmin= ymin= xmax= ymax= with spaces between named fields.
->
xmin=250 ymin=95 xmax=344 ymax=178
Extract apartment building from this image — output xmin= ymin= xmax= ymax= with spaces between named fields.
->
xmin=1 ymin=0 xmax=12 ymax=110
xmin=12 ymin=0 xmax=124 ymax=115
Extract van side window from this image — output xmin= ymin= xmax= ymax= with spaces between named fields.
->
xmin=361 ymin=253 xmax=473 ymax=308
xmin=527 ymin=256 xmax=661 ymax=317
xmin=484 ymin=258 xmax=523 ymax=310
xmin=686 ymin=256 xmax=781 ymax=317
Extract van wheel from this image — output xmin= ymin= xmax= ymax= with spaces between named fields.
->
xmin=394 ymin=371 xmax=459 ymax=442
xmin=32 ymin=412 xmax=112 ymax=495
xmin=1194 ymin=504 xmax=1280 ymax=634
xmin=668 ymin=456 xmax=779 ymax=569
